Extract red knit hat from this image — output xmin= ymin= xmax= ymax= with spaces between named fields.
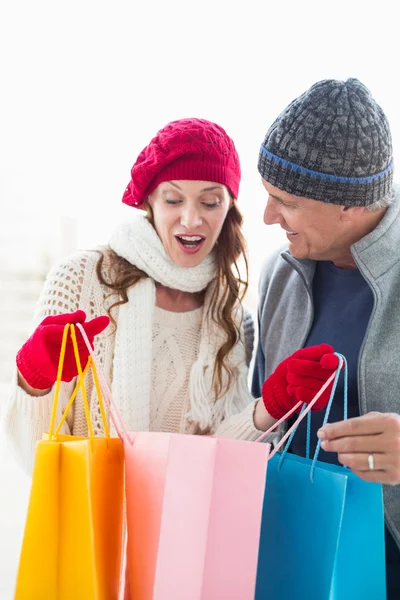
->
xmin=122 ymin=118 xmax=241 ymax=208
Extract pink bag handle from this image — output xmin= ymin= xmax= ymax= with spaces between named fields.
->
xmin=77 ymin=322 xmax=338 ymax=456
xmin=254 ymin=369 xmax=338 ymax=460
xmin=75 ymin=323 xmax=133 ymax=444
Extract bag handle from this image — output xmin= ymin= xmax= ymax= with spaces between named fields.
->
xmin=308 ymin=353 xmax=347 ymax=480
xmin=48 ymin=323 xmax=111 ymax=440
xmin=277 ymin=354 xmax=347 ymax=481
xmin=75 ymin=322 xmax=130 ymax=442
xmin=254 ymin=371 xmax=336 ymax=447
xmin=255 ymin=353 xmax=347 ymax=481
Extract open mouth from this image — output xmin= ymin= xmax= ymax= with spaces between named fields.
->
xmin=175 ymin=235 xmax=206 ymax=253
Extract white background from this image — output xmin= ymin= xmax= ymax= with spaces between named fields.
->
xmin=0 ymin=0 xmax=398 ymax=597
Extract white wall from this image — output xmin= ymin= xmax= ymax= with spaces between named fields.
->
xmin=0 ymin=0 xmax=398 ymax=597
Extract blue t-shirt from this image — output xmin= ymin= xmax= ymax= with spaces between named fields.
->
xmin=287 ymin=261 xmax=400 ymax=596
xmin=288 ymin=260 xmax=372 ymax=461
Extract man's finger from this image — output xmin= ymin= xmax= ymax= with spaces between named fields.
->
xmin=320 ymin=353 xmax=340 ymax=370
xmin=290 ymin=344 xmax=334 ymax=361
xmin=321 ymin=434 xmax=389 ymax=454
xmin=318 ymin=413 xmax=387 ymax=441
xmin=288 ymin=359 xmax=334 ymax=380
xmin=287 ymin=372 xmax=331 ymax=388
xmin=337 ymin=452 xmax=386 ymax=471
xmin=351 ymin=470 xmax=391 ymax=485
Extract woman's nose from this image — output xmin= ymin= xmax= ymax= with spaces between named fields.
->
xmin=180 ymin=207 xmax=202 ymax=229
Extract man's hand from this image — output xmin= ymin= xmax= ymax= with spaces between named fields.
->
xmin=317 ymin=412 xmax=400 ymax=485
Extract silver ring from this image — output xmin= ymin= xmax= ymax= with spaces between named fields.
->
xmin=368 ymin=454 xmax=375 ymax=471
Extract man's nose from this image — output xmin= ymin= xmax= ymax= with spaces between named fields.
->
xmin=263 ymin=198 xmax=283 ymax=226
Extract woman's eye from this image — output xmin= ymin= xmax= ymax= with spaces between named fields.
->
xmin=165 ymin=199 xmax=182 ymax=205
xmin=201 ymin=196 xmax=221 ymax=208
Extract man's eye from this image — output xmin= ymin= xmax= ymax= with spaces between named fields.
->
xmin=278 ymin=200 xmax=294 ymax=208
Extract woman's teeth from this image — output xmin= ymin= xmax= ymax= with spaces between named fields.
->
xmin=177 ymin=235 xmax=203 ymax=248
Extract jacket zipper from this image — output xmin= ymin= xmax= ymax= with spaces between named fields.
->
xmin=282 ymin=254 xmax=314 ymax=347
xmin=352 ymin=252 xmax=400 ymax=551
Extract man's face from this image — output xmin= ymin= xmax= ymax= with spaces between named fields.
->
xmin=262 ymin=179 xmax=349 ymax=262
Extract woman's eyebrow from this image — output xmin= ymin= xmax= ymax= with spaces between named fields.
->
xmin=169 ymin=181 xmax=182 ymax=190
xmin=167 ymin=182 xmax=222 ymax=192
xmin=201 ymin=185 xmax=222 ymax=192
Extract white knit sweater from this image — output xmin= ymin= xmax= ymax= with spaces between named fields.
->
xmin=4 ymin=251 xmax=265 ymax=474
xmin=150 ymin=306 xmax=203 ymax=433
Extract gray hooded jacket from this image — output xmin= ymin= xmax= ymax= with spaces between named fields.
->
xmin=252 ymin=186 xmax=400 ymax=549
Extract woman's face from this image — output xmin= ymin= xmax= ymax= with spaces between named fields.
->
xmin=147 ymin=180 xmax=232 ymax=267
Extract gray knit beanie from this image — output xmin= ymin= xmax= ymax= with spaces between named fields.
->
xmin=258 ymin=78 xmax=393 ymax=206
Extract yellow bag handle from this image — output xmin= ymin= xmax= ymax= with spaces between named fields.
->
xmin=48 ymin=323 xmax=110 ymax=440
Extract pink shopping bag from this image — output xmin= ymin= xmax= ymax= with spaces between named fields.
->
xmin=75 ymin=324 xmax=270 ymax=600
xmin=124 ymin=432 xmax=270 ymax=600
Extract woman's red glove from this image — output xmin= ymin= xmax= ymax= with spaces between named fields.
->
xmin=16 ymin=310 xmax=110 ymax=390
xmin=261 ymin=344 xmax=340 ymax=420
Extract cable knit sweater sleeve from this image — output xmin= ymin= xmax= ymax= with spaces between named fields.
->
xmin=2 ymin=251 xmax=111 ymax=474
xmin=4 ymin=256 xmax=276 ymax=473
xmin=212 ymin=309 xmax=279 ymax=445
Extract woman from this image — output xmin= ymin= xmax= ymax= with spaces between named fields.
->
xmin=5 ymin=118 xmax=337 ymax=472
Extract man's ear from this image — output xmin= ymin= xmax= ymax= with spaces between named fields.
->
xmin=340 ymin=205 xmax=366 ymax=222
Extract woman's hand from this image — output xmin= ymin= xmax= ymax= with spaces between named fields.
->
xmin=16 ymin=310 xmax=109 ymax=391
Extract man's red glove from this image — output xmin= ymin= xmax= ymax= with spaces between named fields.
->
xmin=261 ymin=344 xmax=340 ymax=420
xmin=16 ymin=310 xmax=110 ymax=390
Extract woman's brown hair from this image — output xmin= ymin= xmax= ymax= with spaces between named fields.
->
xmin=96 ymin=202 xmax=249 ymax=400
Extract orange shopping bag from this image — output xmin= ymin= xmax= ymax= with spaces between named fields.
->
xmin=14 ymin=324 xmax=125 ymax=600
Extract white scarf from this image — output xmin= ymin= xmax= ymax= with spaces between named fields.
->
xmin=108 ymin=213 xmax=253 ymax=433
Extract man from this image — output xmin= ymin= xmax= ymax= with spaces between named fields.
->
xmin=252 ymin=78 xmax=400 ymax=598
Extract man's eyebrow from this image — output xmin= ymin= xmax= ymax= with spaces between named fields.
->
xmin=270 ymin=193 xmax=297 ymax=205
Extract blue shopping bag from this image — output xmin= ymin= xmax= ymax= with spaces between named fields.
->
xmin=255 ymin=354 xmax=386 ymax=600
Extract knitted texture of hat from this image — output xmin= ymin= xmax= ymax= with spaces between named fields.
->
xmin=122 ymin=118 xmax=241 ymax=208
xmin=258 ymin=78 xmax=393 ymax=206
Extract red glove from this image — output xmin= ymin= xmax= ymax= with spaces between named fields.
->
xmin=16 ymin=310 xmax=110 ymax=390
xmin=262 ymin=344 xmax=340 ymax=420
